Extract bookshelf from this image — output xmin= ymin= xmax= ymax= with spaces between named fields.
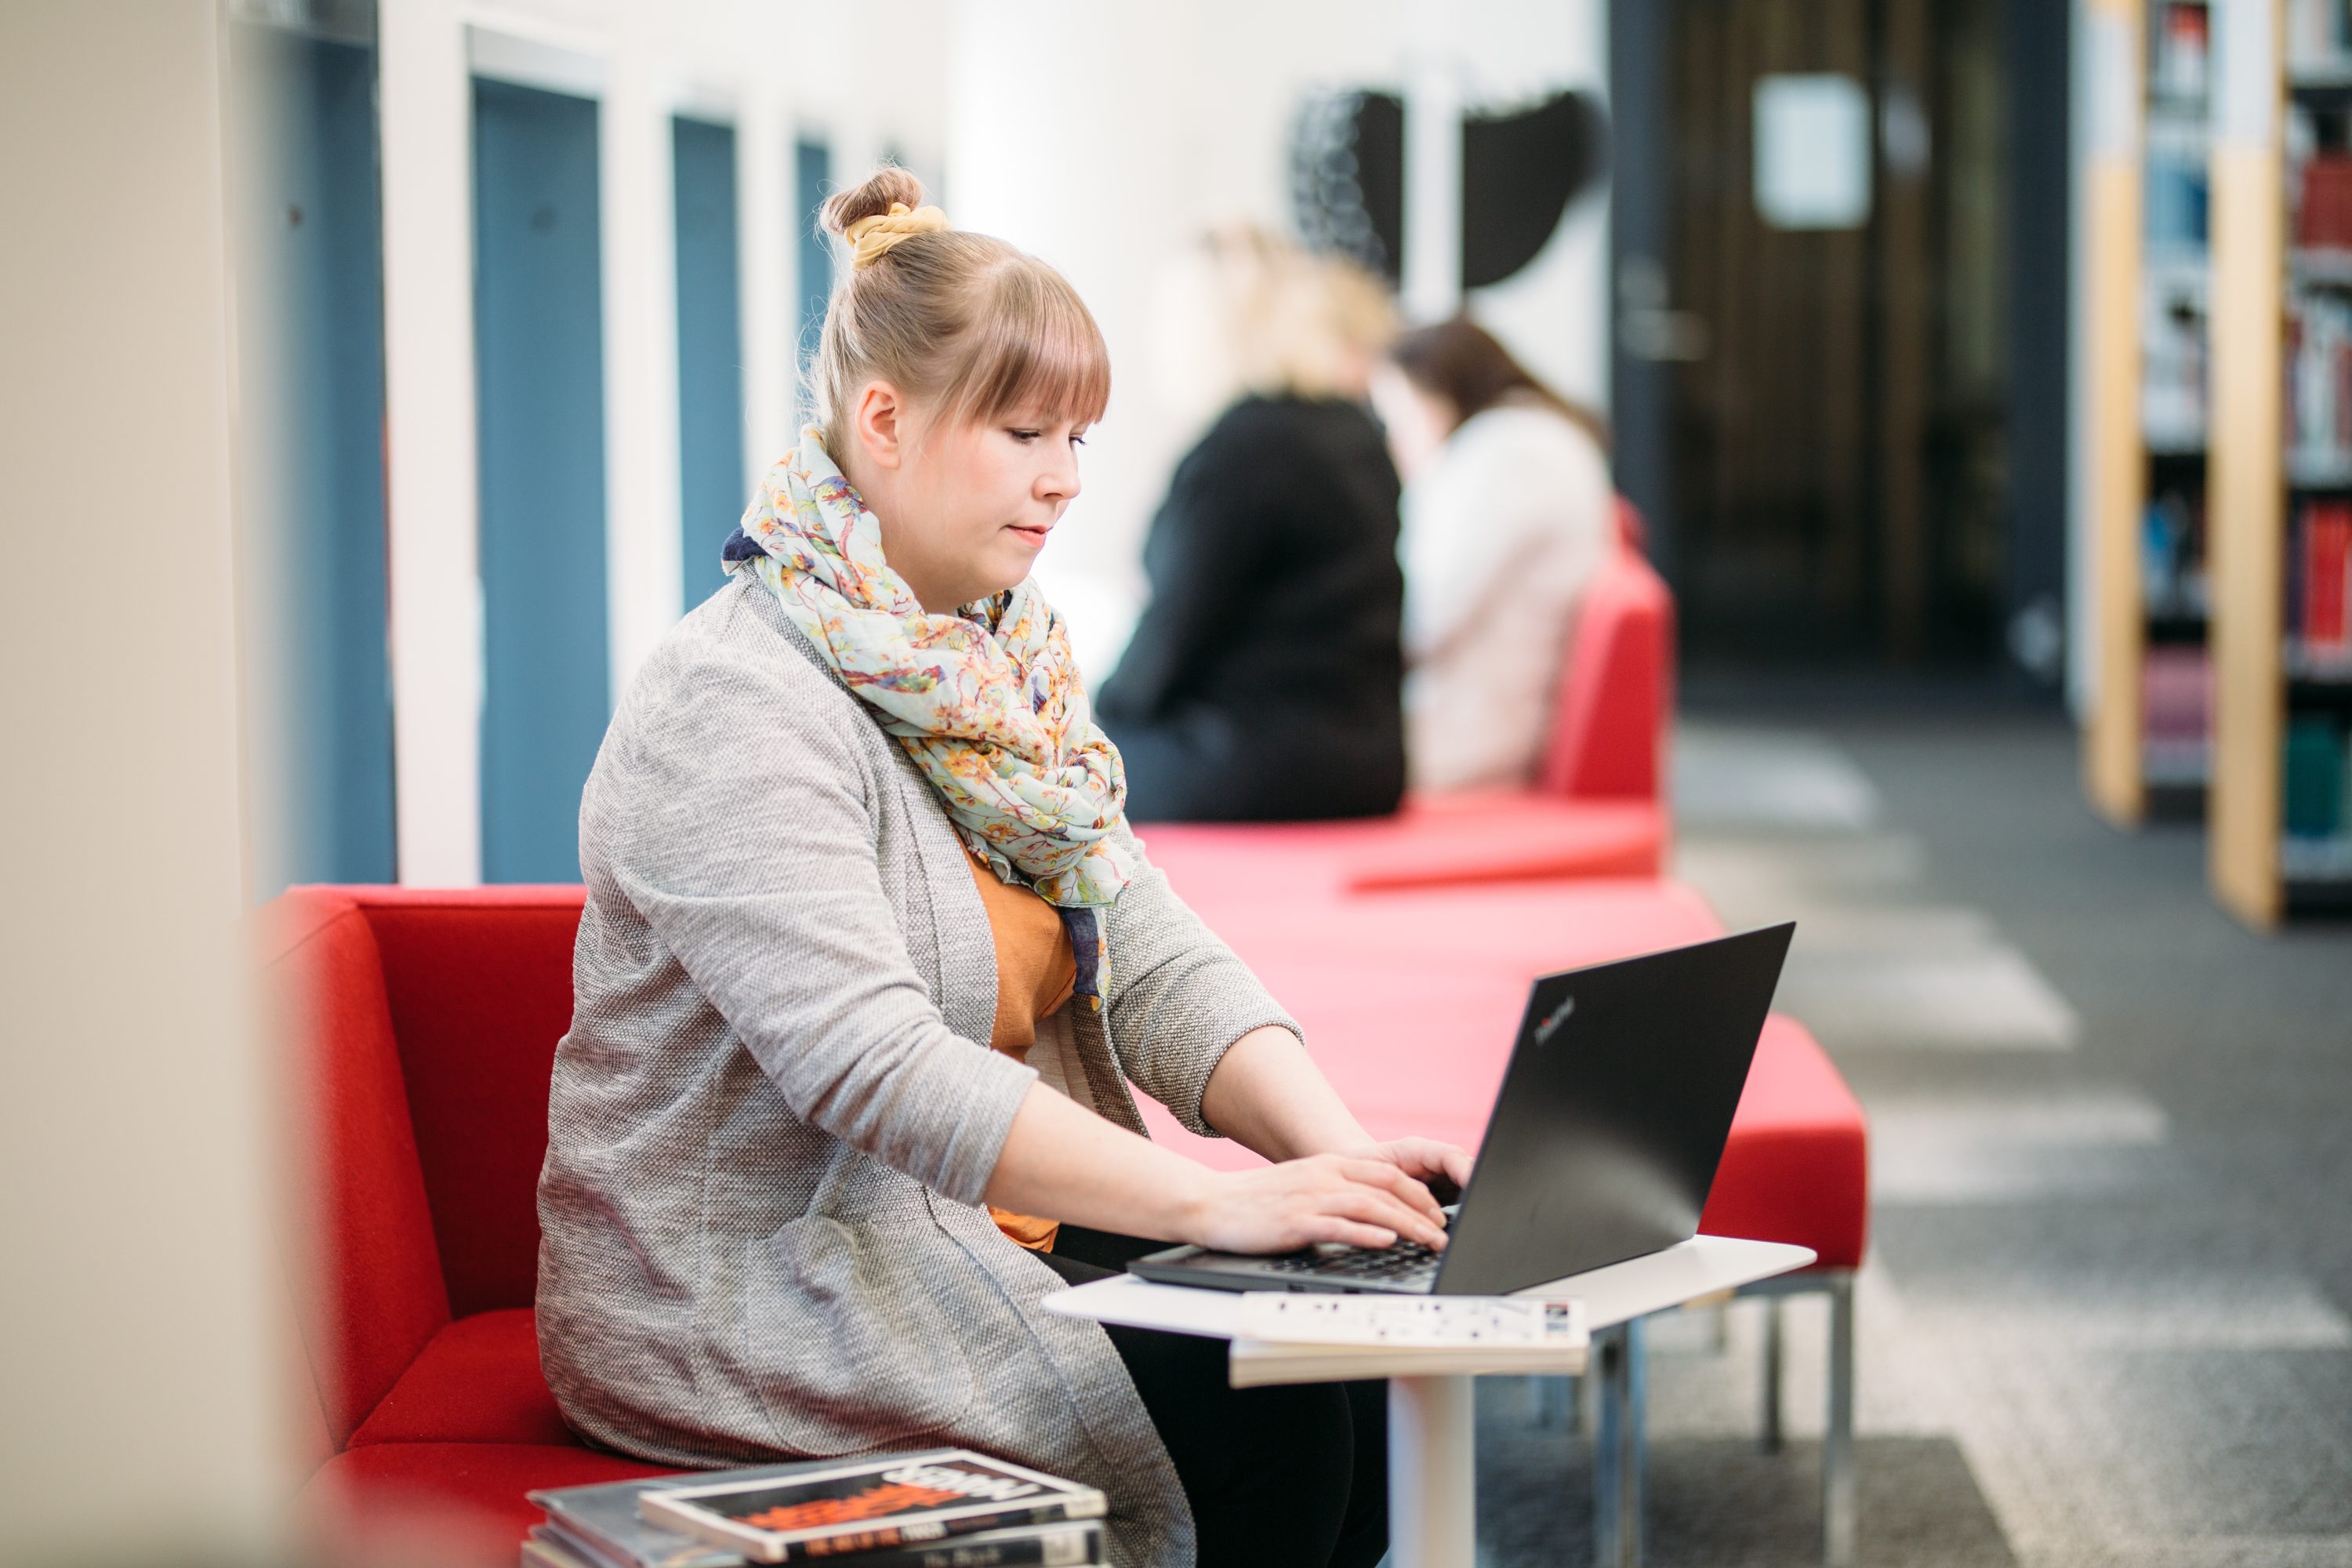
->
xmin=2208 ymin=0 xmax=2352 ymax=923
xmin=2085 ymin=0 xmax=2217 ymax=822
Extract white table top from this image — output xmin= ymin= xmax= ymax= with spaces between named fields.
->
xmin=1041 ymin=1235 xmax=1815 ymax=1385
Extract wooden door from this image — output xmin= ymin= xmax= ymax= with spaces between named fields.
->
xmin=1624 ymin=0 xmax=2009 ymax=666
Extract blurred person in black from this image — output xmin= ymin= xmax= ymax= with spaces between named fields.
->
xmin=1094 ymin=228 xmax=1405 ymax=822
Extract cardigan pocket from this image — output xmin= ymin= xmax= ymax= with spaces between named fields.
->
xmin=738 ymin=1214 xmax=978 ymax=1455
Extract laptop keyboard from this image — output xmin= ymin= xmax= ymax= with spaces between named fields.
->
xmin=1261 ymin=1240 xmax=1442 ymax=1287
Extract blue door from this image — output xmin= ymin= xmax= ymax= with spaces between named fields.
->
xmin=795 ymin=137 xmax=834 ymax=418
xmin=473 ymin=78 xmax=609 ymax=884
xmin=674 ymin=115 xmax=745 ymax=608
xmin=234 ymin=24 xmax=397 ymax=890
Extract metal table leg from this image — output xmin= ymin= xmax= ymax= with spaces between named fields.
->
xmin=1592 ymin=1319 xmax=1649 ymax=1568
xmin=1823 ymin=1274 xmax=1856 ymax=1566
xmin=1388 ymin=1374 xmax=1477 ymax=1568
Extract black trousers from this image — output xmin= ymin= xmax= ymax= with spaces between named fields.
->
xmin=1042 ymin=1227 xmax=1388 ymax=1568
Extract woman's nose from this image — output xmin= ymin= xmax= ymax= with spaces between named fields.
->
xmin=1040 ymin=454 xmax=1080 ymax=503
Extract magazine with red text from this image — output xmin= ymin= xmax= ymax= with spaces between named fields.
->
xmin=638 ymin=1450 xmax=1106 ymax=1563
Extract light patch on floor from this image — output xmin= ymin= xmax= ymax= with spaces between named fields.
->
xmin=1779 ymin=948 xmax=2082 ymax=1050
xmin=1911 ymin=1277 xmax=2352 ymax=1351
xmin=1675 ymin=724 xmax=1884 ymax=831
xmin=1870 ymin=1088 xmax=2171 ymax=1203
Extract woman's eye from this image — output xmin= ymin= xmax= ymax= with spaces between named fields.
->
xmin=1069 ymin=434 xmax=1087 ymax=448
xmin=1009 ymin=429 xmax=1041 ymax=443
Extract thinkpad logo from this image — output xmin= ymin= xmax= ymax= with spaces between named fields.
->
xmin=1534 ymin=995 xmax=1576 ymax=1046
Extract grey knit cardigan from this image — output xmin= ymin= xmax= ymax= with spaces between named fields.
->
xmin=535 ymin=576 xmax=1299 ymax=1568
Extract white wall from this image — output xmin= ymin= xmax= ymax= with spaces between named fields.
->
xmin=946 ymin=0 xmax=1610 ymax=676
xmin=295 ymin=0 xmax=1605 ymax=880
xmin=0 ymin=3 xmax=285 ymax=1556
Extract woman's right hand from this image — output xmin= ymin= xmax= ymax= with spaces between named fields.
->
xmin=1177 ymin=1153 xmax=1450 ymax=1256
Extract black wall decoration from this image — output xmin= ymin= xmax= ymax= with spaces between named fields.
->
xmin=1291 ymin=87 xmax=1610 ymax=291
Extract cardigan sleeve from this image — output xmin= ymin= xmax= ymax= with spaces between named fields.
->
xmin=592 ymin=642 xmax=1038 ymax=1207
xmin=1100 ymin=822 xmax=1301 ymax=1137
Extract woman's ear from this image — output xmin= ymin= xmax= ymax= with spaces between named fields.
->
xmin=852 ymin=380 xmax=906 ymax=470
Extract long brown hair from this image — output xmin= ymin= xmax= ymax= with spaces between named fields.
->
xmin=1386 ymin=317 xmax=1609 ymax=451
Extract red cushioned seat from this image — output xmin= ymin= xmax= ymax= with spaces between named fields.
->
xmin=1140 ymin=797 xmax=1664 ymax=898
xmin=266 ymin=862 xmax=1863 ymax=1555
xmin=302 ymin=1443 xmax=669 ymax=1566
xmin=1138 ymin=880 xmax=1867 ymax=1271
xmin=258 ymin=886 xmax=637 ymax=1554
xmin=348 ymin=1308 xmax=574 ymax=1449
xmin=1131 ymin=532 xmax=1676 ymax=892
xmin=1700 ymin=1016 xmax=1869 ymax=1269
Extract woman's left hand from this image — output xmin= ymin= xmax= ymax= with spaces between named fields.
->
xmin=1345 ymin=1137 xmax=1475 ymax=1203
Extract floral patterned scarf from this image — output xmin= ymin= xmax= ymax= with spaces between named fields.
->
xmin=721 ymin=430 xmax=1134 ymax=913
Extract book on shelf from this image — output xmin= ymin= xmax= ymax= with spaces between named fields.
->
xmin=2142 ymin=646 xmax=2213 ymax=784
xmin=2290 ymin=0 xmax=2352 ymax=70
xmin=639 ymin=1452 xmax=1106 ymax=1564
xmin=2292 ymin=499 xmax=2352 ymax=667
xmin=2284 ymin=715 xmax=2350 ymax=840
xmin=2143 ymin=492 xmax=2208 ymax=616
xmin=530 ymin=1459 xmax=1102 ymax=1568
xmin=2298 ymin=153 xmax=2352 ymax=252
xmin=2289 ymin=292 xmax=2352 ymax=469
xmin=2142 ymin=296 xmax=2209 ymax=448
xmin=2154 ymin=2 xmax=2211 ymax=101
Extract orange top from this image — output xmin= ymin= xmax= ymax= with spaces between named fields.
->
xmin=967 ymin=853 xmax=1076 ymax=1250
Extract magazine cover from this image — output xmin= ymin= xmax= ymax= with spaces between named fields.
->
xmin=639 ymin=1451 xmax=1106 ymax=1563
xmin=534 ymin=1462 xmax=829 ymax=1568
xmin=528 ymin=1519 xmax=1105 ymax=1568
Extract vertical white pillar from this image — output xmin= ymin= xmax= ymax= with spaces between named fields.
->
xmin=1402 ymin=14 xmax=1464 ymax=325
xmin=1 ymin=2 xmax=283 ymax=1555
xmin=379 ymin=0 xmax=484 ymax=884
xmin=600 ymin=16 xmax=684 ymax=689
xmin=739 ymin=31 xmax=796 ymax=481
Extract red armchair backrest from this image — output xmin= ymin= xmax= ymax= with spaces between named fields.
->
xmin=258 ymin=884 xmax=586 ymax=1450
xmin=1535 ymin=503 xmax=1676 ymax=802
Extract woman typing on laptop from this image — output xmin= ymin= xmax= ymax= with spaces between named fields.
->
xmin=534 ymin=167 xmax=1469 ymax=1568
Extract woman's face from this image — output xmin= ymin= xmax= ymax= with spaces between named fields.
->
xmin=844 ymin=383 xmax=1087 ymax=612
xmin=1368 ymin=362 xmax=1455 ymax=482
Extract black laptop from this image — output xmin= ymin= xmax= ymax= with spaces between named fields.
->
xmin=1130 ymin=924 xmax=1796 ymax=1297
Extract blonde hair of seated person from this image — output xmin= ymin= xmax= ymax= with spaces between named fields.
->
xmin=808 ymin=165 xmax=1111 ymax=456
xmin=1149 ymin=224 xmax=1397 ymax=426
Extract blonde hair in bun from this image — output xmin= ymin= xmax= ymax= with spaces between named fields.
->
xmin=810 ymin=166 xmax=1110 ymax=451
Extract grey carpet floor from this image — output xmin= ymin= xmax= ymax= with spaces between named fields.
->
xmin=1468 ymin=702 xmax=2352 ymax=1567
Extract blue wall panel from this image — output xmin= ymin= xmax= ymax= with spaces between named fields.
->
xmin=795 ymin=138 xmax=834 ymax=416
xmin=673 ymin=116 xmax=745 ymax=608
xmin=473 ymin=78 xmax=609 ymax=884
xmin=244 ymin=29 xmax=397 ymax=888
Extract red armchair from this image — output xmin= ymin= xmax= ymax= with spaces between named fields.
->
xmin=260 ymin=885 xmax=665 ymax=1559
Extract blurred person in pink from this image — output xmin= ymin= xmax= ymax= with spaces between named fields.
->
xmin=1371 ymin=318 xmax=1615 ymax=793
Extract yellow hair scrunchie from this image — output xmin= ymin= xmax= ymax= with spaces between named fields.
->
xmin=843 ymin=201 xmax=951 ymax=270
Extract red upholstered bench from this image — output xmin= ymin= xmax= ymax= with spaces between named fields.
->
xmin=263 ymin=877 xmax=1865 ymax=1563
xmin=1134 ymin=510 xmax=1675 ymax=891
xmin=1135 ymin=878 xmax=1867 ymax=1272
xmin=257 ymin=886 xmax=667 ymax=1563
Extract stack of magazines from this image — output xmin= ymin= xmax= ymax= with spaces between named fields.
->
xmin=526 ymin=1450 xmax=1105 ymax=1568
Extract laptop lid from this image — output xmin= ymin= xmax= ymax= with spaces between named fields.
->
xmin=1429 ymin=923 xmax=1796 ymax=1296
